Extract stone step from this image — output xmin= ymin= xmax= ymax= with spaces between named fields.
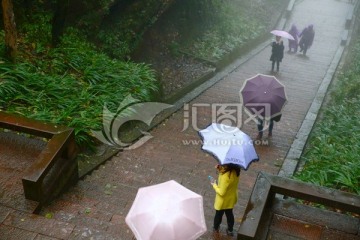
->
xmin=38 ymin=187 xmax=134 ymax=239
xmin=1 ymin=206 xmax=75 ymax=239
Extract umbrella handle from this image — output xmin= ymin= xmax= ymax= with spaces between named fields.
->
xmin=264 ymin=121 xmax=269 ymax=130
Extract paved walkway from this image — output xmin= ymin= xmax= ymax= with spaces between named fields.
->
xmin=0 ymin=0 xmax=356 ymax=239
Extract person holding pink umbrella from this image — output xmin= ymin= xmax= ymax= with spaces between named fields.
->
xmin=270 ymin=35 xmax=284 ymax=72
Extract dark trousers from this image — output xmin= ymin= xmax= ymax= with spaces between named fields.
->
xmin=213 ymin=209 xmax=234 ymax=231
xmin=299 ymin=40 xmax=309 ymax=55
xmin=271 ymin=60 xmax=280 ymax=71
xmin=257 ymin=118 xmax=274 ymax=137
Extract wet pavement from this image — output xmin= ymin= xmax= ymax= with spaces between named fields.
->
xmin=0 ymin=0 xmax=358 ymax=239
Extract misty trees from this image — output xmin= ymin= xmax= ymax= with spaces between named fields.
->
xmin=52 ymin=0 xmax=69 ymax=46
xmin=2 ymin=0 xmax=17 ymax=62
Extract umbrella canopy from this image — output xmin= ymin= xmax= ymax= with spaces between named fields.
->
xmin=270 ymin=30 xmax=295 ymax=40
xmin=199 ymin=123 xmax=259 ymax=170
xmin=240 ymin=74 xmax=287 ymax=120
xmin=125 ymin=180 xmax=207 ymax=240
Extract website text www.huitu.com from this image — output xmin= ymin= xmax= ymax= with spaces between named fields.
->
xmin=182 ymin=138 xmax=269 ymax=146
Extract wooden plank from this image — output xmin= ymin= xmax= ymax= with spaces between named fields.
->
xmin=266 ymin=173 xmax=360 ymax=214
xmin=0 ymin=112 xmax=67 ymax=137
xmin=237 ymin=172 xmax=272 ymax=239
xmin=272 ymin=198 xmax=360 ymax=234
xmin=238 ymin=172 xmax=360 ymax=239
xmin=0 ymin=111 xmax=78 ymax=207
xmin=22 ymin=130 xmax=75 ymax=182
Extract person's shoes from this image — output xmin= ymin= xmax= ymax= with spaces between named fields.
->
xmin=268 ymin=132 xmax=272 ymax=138
xmin=299 ymin=48 xmax=303 ymax=52
xmin=213 ymin=228 xmax=220 ymax=238
xmin=226 ymin=229 xmax=234 ymax=236
xmin=256 ymin=134 xmax=262 ymax=140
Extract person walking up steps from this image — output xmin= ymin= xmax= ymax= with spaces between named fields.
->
xmin=270 ymin=36 xmax=285 ymax=72
xmin=288 ymin=24 xmax=299 ymax=53
xmin=256 ymin=114 xmax=282 ymax=140
xmin=299 ymin=24 xmax=315 ymax=55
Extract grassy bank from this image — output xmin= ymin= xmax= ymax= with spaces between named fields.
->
xmin=294 ymin=40 xmax=360 ymax=195
xmin=0 ymin=23 xmax=159 ymax=148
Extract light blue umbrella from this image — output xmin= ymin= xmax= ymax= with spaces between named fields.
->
xmin=199 ymin=123 xmax=259 ymax=170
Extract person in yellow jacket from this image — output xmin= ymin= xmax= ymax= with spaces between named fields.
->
xmin=211 ymin=163 xmax=240 ymax=236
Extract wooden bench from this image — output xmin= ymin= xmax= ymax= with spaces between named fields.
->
xmin=0 ymin=112 xmax=78 ymax=212
xmin=286 ymin=0 xmax=296 ymax=18
xmin=237 ymin=172 xmax=360 ymax=239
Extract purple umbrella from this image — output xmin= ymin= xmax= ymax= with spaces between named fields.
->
xmin=271 ymin=30 xmax=295 ymax=40
xmin=240 ymin=74 xmax=287 ymax=120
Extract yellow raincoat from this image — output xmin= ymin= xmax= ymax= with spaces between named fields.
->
xmin=212 ymin=170 xmax=239 ymax=210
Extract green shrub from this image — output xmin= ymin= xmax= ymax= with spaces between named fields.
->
xmin=294 ymin=40 xmax=360 ymax=195
xmin=1 ymin=21 xmax=159 ymax=149
xmin=177 ymin=0 xmax=281 ymax=61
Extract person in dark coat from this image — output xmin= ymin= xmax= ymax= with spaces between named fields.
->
xmin=256 ymin=114 xmax=282 ymax=139
xmin=270 ymin=36 xmax=284 ymax=72
xmin=299 ymin=24 xmax=315 ymax=55
xmin=288 ymin=24 xmax=299 ymax=53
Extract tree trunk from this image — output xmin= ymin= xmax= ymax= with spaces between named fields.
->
xmin=2 ymin=0 xmax=17 ymax=62
xmin=52 ymin=0 xmax=69 ymax=46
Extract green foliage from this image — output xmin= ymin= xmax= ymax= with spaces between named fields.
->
xmin=0 ymin=31 xmax=5 ymax=57
xmin=0 ymin=20 xmax=159 ymax=149
xmin=67 ymin=0 xmax=114 ymax=32
xmin=294 ymin=40 xmax=360 ymax=195
xmin=168 ymin=41 xmax=181 ymax=57
xmin=19 ymin=13 xmax=52 ymax=52
xmin=177 ymin=0 xmax=281 ymax=61
xmin=97 ymin=31 xmax=131 ymax=58
xmin=95 ymin=0 xmax=172 ymax=59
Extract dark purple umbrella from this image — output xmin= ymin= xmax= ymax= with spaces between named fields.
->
xmin=240 ymin=74 xmax=287 ymax=120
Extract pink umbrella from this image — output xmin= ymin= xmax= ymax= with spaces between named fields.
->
xmin=240 ymin=74 xmax=287 ymax=120
xmin=125 ymin=180 xmax=207 ymax=240
xmin=270 ymin=30 xmax=295 ymax=40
